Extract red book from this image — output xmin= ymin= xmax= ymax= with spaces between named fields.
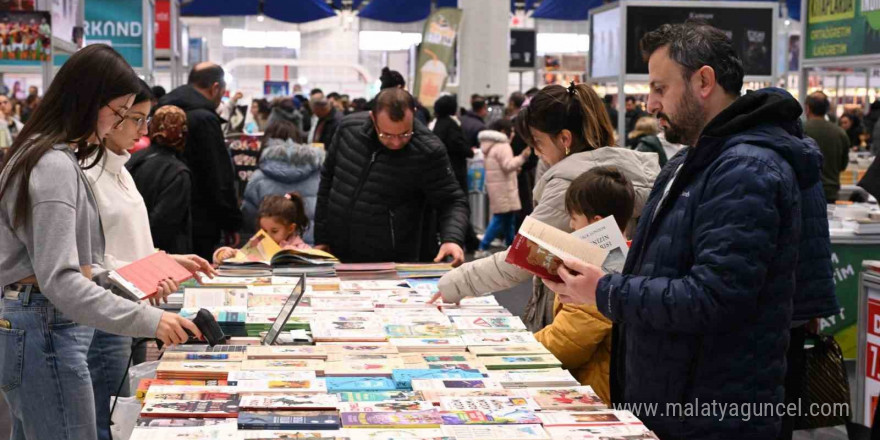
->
xmin=108 ymin=252 xmax=193 ymax=300
xmin=504 ymin=216 xmax=608 ymax=283
xmin=505 ymin=234 xmax=564 ymax=283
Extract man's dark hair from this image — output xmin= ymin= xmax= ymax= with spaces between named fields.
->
xmin=264 ymin=119 xmax=305 ymax=143
xmin=434 ymin=95 xmax=458 ymax=118
xmin=472 ymin=98 xmax=486 ymax=113
xmin=565 ymin=166 xmax=635 ymax=232
xmin=806 ymin=92 xmax=830 ymax=117
xmin=188 ymin=64 xmax=225 ymax=90
xmin=373 ymin=87 xmax=415 ymax=122
xmin=310 ymin=88 xmax=324 ymax=96
xmin=525 ymin=87 xmax=539 ymax=97
xmin=509 ymin=92 xmax=525 ymax=109
xmin=151 ymin=85 xmax=166 ymax=100
xmin=327 ymin=92 xmax=341 ymax=101
xmin=625 ymin=96 xmax=636 ymax=104
xmin=489 ymin=117 xmax=512 ymax=137
xmin=603 ymin=95 xmax=614 ymax=105
xmin=640 ymin=21 xmax=744 ymax=96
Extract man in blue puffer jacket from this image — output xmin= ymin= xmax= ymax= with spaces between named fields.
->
xmin=545 ymin=22 xmax=835 ymax=439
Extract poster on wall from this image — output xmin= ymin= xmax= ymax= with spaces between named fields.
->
xmin=155 ymin=0 xmax=170 ymax=51
xmin=805 ymin=0 xmax=880 ymax=59
xmin=51 ymin=0 xmax=78 ymax=45
xmin=0 ymin=1 xmax=35 ymax=11
xmin=864 ymin=284 xmax=880 ymax=427
xmin=590 ymin=7 xmax=621 ymax=79
xmin=263 ymin=80 xmax=289 ymax=97
xmin=82 ymin=0 xmax=144 ymax=68
xmin=412 ymin=7 xmax=462 ymax=109
xmin=0 ymin=11 xmax=51 ymax=62
xmin=510 ymin=29 xmax=536 ymax=69
xmin=625 ymin=5 xmax=773 ymax=77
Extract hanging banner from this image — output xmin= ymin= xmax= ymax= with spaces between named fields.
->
xmin=805 ymin=0 xmax=880 ymax=59
xmin=52 ymin=0 xmax=79 ymax=45
xmin=0 ymin=11 xmax=51 ymax=66
xmin=155 ymin=0 xmax=170 ymax=51
xmin=412 ymin=7 xmax=462 ymax=109
xmin=83 ymin=0 xmax=144 ymax=68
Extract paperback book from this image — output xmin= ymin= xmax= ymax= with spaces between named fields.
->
xmin=246 ymin=345 xmax=328 ymax=360
xmin=339 ymin=280 xmax=412 ymax=291
xmin=389 ymin=337 xmax=466 ymax=353
xmin=543 ymin=426 xmax=658 ymax=440
xmin=227 ymin=370 xmax=317 ymax=383
xmin=140 ymin=399 xmax=240 ymax=418
xmin=237 ymin=393 xmax=340 ymax=410
xmin=160 ymin=352 xmax=246 ymax=362
xmin=129 ymin=426 xmax=240 ymax=440
xmin=527 ymin=387 xmax=606 ymax=411
xmin=479 ymin=355 xmax=562 ymax=370
xmin=467 ymin=345 xmax=551 ymax=357
xmin=107 ymin=251 xmax=193 ymax=300
xmin=451 ymin=316 xmax=527 ymax=332
xmin=504 ymin=216 xmax=607 ymax=283
xmin=241 ymin=359 xmax=326 ymax=374
xmin=183 ymin=288 xmax=249 ymax=308
xmin=336 ymin=400 xmax=435 ymax=412
xmin=237 ymin=410 xmax=342 ymax=430
xmin=341 ymin=428 xmax=448 ymax=440
xmin=420 ymin=389 xmax=525 ymax=403
xmin=439 ymin=396 xmax=540 ymax=412
xmin=156 ymin=362 xmax=240 ymax=380
xmin=336 ymin=391 xmax=426 ymax=402
xmin=231 ymin=380 xmax=328 ymax=393
xmin=411 ymin=379 xmax=504 ymax=391
xmin=440 ymin=424 xmax=551 ymax=440
xmin=571 ymin=216 xmax=629 ymax=274
xmin=460 ymin=333 xmax=537 ymax=346
xmin=339 ymin=410 xmax=443 ymax=428
xmin=536 ymin=410 xmax=642 ymax=427
xmin=486 ymin=369 xmax=580 ymax=388
xmin=240 ymin=431 xmax=349 ymax=439
xmin=439 ymin=408 xmax=541 ymax=425
xmin=391 ymin=369 xmax=485 ymax=389
xmin=134 ymin=418 xmax=238 ymax=428
xmin=325 ymin=377 xmax=398 ymax=393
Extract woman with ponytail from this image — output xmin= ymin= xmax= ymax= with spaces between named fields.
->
xmin=434 ymin=83 xmax=660 ymax=332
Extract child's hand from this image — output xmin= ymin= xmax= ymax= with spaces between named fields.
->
xmin=212 ymin=247 xmax=236 ymax=265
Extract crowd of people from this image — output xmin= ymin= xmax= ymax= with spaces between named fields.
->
xmin=0 ymin=20 xmax=851 ymax=440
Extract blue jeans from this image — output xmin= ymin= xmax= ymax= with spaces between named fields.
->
xmin=0 ymin=287 xmax=97 ymax=440
xmin=480 ymin=212 xmax=517 ymax=250
xmin=88 ymin=329 xmax=132 ymax=440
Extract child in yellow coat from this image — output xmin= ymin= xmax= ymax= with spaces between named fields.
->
xmin=534 ymin=166 xmax=635 ymax=405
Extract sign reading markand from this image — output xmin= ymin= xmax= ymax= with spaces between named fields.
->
xmin=83 ymin=0 xmax=144 ymax=68
xmin=805 ymin=0 xmax=880 ymax=59
xmin=413 ymin=8 xmax=462 ymax=109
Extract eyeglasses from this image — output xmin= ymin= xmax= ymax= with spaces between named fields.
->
xmin=122 ymin=115 xmax=152 ymax=130
xmin=377 ymin=131 xmax=413 ymax=141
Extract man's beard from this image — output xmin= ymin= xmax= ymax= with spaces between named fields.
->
xmin=657 ymin=88 xmax=704 ymax=146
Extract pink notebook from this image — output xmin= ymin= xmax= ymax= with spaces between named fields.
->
xmin=110 ymin=252 xmax=193 ymax=299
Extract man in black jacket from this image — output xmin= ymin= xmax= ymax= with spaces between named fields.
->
xmin=315 ymin=88 xmax=468 ymax=265
xmin=159 ymin=63 xmax=243 ymax=259
xmin=460 ymin=97 xmax=487 ymax=149
xmin=309 ymin=96 xmax=343 ymax=147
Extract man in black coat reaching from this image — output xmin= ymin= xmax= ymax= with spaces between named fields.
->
xmin=315 ymin=88 xmax=469 ymax=265
xmin=159 ymin=63 xmax=243 ymax=260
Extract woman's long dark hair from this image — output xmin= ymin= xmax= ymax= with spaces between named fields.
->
xmin=0 ymin=44 xmax=141 ymax=227
xmin=515 ymin=83 xmax=615 ymax=155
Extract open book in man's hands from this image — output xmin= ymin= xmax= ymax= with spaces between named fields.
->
xmin=504 ymin=216 xmax=608 ymax=283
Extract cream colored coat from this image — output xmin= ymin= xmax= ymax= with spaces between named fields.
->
xmin=480 ymin=130 xmax=524 ymax=214
xmin=438 ymin=146 xmax=661 ymax=332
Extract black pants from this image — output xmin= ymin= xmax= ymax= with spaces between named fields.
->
xmin=779 ymin=325 xmax=807 ymax=440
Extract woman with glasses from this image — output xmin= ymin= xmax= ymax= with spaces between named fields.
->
xmin=82 ymin=79 xmax=215 ymax=440
xmin=0 ymin=44 xmax=204 ymax=440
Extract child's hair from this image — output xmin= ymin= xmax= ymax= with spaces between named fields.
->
xmin=488 ymin=118 xmax=513 ymax=137
xmin=564 ymin=167 xmax=635 ymax=231
xmin=257 ymin=192 xmax=309 ymax=235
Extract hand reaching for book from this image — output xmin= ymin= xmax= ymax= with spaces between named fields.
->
xmin=434 ymin=242 xmax=465 ymax=267
xmin=156 ymin=312 xmax=202 ymax=347
xmin=542 ymin=258 xmax=604 ymax=307
xmin=171 ymin=254 xmax=217 ymax=280
xmin=427 ymin=292 xmax=460 ymax=306
xmin=212 ymin=247 xmax=237 ymax=266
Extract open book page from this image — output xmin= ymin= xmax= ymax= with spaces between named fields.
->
xmin=572 ymin=216 xmax=629 ymax=274
xmin=518 ymin=216 xmax=608 ymax=267
xmin=225 ymin=230 xmax=282 ymax=264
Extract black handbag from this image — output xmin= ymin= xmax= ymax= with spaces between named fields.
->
xmin=794 ymin=332 xmax=851 ymax=430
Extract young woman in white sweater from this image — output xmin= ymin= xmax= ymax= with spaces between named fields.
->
xmin=82 ymin=80 xmax=215 ymax=440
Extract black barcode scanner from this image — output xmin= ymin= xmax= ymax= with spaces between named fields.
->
xmin=155 ymin=308 xmax=226 ymax=350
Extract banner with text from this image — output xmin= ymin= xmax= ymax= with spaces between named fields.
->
xmin=83 ymin=0 xmax=144 ymax=68
xmin=413 ymin=7 xmax=462 ymax=109
xmin=805 ymin=0 xmax=880 ymax=59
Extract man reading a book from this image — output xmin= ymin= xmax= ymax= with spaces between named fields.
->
xmin=315 ymin=87 xmax=469 ymax=265
xmin=544 ymin=22 xmax=834 ymax=440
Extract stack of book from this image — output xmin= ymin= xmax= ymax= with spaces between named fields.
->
xmin=335 ymin=262 xmax=398 ymax=280
xmin=395 ymin=262 xmax=454 ymax=279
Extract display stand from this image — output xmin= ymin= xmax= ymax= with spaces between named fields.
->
xmin=855 ymin=270 xmax=880 ymax=426
xmin=588 ymin=0 xmax=779 ymax=142
xmin=826 ymin=235 xmax=880 ymax=360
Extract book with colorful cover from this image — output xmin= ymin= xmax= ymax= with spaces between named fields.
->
xmin=108 ymin=251 xmax=194 ymax=300
xmin=324 ymin=359 xmax=403 ymax=377
xmin=439 ymin=396 xmax=539 ymax=412
xmin=479 ymin=355 xmax=562 ymax=370
xmin=155 ymin=362 xmax=241 ymax=380
xmin=420 ymin=389 xmax=525 ymax=403
xmin=339 ymin=280 xmax=412 ymax=291
xmin=388 ymin=338 xmax=466 ymax=352
xmin=231 ymin=380 xmax=327 ymax=393
xmin=227 ymin=371 xmax=318 ymax=383
xmin=451 ymin=316 xmax=527 ymax=331
xmin=136 ymin=379 xmax=227 ymax=401
xmin=543 ymin=425 xmax=658 ymax=439
xmin=527 ymin=387 xmax=606 ymax=411
xmin=383 ymin=324 xmax=458 ymax=338
xmin=223 ymin=231 xmax=338 ymax=267
xmin=336 ymin=391 xmax=426 ymax=402
xmin=311 ymin=313 xmax=387 ymax=342
xmin=406 ymin=279 xmax=440 ymax=295
xmin=342 ymin=429 xmax=449 ymax=440
xmin=246 ymin=345 xmax=328 ymax=360
xmin=337 ymin=400 xmax=435 ymax=412
xmin=322 ymin=344 xmax=399 ymax=355
xmin=237 ymin=410 xmax=341 ymax=430
xmin=183 ymin=288 xmax=249 ymax=308
xmin=536 ymin=410 xmax=642 ymax=427
xmin=160 ymin=352 xmax=246 ymax=362
xmin=486 ymin=369 xmax=580 ymax=388
xmin=199 ymin=276 xmax=273 ymax=286
xmin=240 ymin=431 xmax=349 ymax=439
xmin=134 ymin=418 xmax=238 ymax=428
xmin=439 ymin=408 xmax=541 ymax=425
xmin=237 ymin=393 xmax=340 ymax=410
xmin=129 ymin=426 xmax=240 ymax=440
xmin=140 ymin=399 xmax=240 ymax=418
xmin=440 ymin=424 xmax=551 ymax=440
xmin=339 ymin=410 xmax=443 ymax=428
xmin=241 ymin=359 xmax=326 ymax=373
xmin=144 ymin=386 xmax=238 ymax=402
xmin=467 ymin=345 xmax=551 ymax=357
xmin=391 ymin=369 xmax=485 ymax=389
xmin=325 ymin=377 xmax=398 ymax=393
xmin=504 ymin=216 xmax=607 ymax=283
xmin=460 ymin=333 xmax=536 ymax=346
xmin=443 ymin=308 xmax=512 ymax=317
xmin=411 ymin=379 xmax=503 ymax=391
xmin=571 ymin=216 xmax=629 ymax=274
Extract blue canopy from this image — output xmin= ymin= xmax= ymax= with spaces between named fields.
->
xmin=531 ymin=0 xmax=600 ymax=20
xmin=183 ymin=0 xmax=336 ymax=23
xmin=358 ymin=0 xmax=432 ymax=22
xmin=786 ymin=0 xmax=800 ymax=20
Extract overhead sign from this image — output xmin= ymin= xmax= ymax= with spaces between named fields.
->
xmin=805 ymin=0 xmax=880 ymax=59
xmin=510 ymin=29 xmax=536 ymax=69
xmin=155 ymin=0 xmax=170 ymax=51
xmin=624 ymin=5 xmax=773 ymax=77
xmin=83 ymin=0 xmax=145 ymax=68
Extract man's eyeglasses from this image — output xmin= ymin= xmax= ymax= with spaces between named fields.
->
xmin=377 ymin=131 xmax=413 ymax=141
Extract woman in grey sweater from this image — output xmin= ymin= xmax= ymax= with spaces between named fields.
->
xmin=0 ymin=44 xmax=200 ymax=440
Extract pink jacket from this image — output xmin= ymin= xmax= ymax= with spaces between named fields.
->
xmin=480 ymin=130 xmax=524 ymax=214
